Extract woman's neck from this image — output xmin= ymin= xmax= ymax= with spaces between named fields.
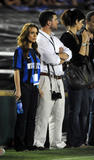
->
xmin=68 ymin=26 xmax=79 ymax=44
xmin=68 ymin=27 xmax=77 ymax=35
xmin=28 ymin=43 xmax=32 ymax=49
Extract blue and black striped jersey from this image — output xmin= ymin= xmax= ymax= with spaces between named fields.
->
xmin=13 ymin=47 xmax=40 ymax=85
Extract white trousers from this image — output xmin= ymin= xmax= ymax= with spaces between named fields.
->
xmin=34 ymin=75 xmax=65 ymax=147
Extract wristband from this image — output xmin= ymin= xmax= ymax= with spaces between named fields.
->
xmin=81 ymin=43 xmax=87 ymax=46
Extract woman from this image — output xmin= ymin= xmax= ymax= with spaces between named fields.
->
xmin=60 ymin=9 xmax=89 ymax=147
xmin=13 ymin=23 xmax=41 ymax=151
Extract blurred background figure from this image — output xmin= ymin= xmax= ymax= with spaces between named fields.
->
xmin=71 ymin=0 xmax=78 ymax=6
xmin=36 ymin=0 xmax=67 ymax=6
xmin=0 ymin=147 xmax=5 ymax=156
xmin=21 ymin=0 xmax=35 ymax=7
xmin=0 ymin=0 xmax=93 ymax=11
xmin=4 ymin=0 xmax=22 ymax=6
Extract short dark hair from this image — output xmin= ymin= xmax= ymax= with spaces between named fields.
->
xmin=61 ymin=8 xmax=85 ymax=27
xmin=86 ymin=11 xmax=94 ymax=22
xmin=39 ymin=10 xmax=56 ymax=27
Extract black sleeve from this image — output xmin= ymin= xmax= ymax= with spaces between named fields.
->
xmin=60 ymin=32 xmax=76 ymax=52
xmin=60 ymin=32 xmax=85 ymax=66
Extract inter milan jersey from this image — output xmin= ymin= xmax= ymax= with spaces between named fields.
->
xmin=13 ymin=47 xmax=40 ymax=85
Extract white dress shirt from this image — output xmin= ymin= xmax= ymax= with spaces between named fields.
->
xmin=37 ymin=30 xmax=72 ymax=76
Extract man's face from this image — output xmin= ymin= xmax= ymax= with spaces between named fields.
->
xmin=76 ymin=19 xmax=85 ymax=31
xmin=87 ymin=15 xmax=94 ymax=34
xmin=50 ymin=15 xmax=58 ymax=30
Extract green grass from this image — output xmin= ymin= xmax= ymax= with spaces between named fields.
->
xmin=0 ymin=146 xmax=94 ymax=160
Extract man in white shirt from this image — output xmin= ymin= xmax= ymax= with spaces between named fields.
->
xmin=33 ymin=10 xmax=72 ymax=150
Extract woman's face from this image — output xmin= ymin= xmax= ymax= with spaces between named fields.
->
xmin=28 ymin=27 xmax=38 ymax=43
xmin=76 ymin=19 xmax=84 ymax=31
xmin=87 ymin=15 xmax=94 ymax=34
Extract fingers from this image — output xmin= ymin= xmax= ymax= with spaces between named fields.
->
xmin=16 ymin=96 xmax=20 ymax=101
xmin=39 ymin=89 xmax=44 ymax=97
xmin=14 ymin=91 xmax=21 ymax=101
xmin=59 ymin=47 xmax=63 ymax=54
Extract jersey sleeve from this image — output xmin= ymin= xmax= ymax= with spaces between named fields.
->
xmin=13 ymin=47 xmax=23 ymax=70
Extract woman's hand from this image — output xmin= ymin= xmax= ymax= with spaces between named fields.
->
xmin=79 ymin=30 xmax=90 ymax=56
xmin=82 ymin=30 xmax=89 ymax=43
xmin=15 ymin=90 xmax=21 ymax=101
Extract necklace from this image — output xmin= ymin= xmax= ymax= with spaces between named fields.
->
xmin=68 ymin=30 xmax=80 ymax=45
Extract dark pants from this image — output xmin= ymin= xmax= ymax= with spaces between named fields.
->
xmin=14 ymin=84 xmax=39 ymax=150
xmin=67 ymin=87 xmax=89 ymax=147
xmin=88 ymin=88 xmax=94 ymax=145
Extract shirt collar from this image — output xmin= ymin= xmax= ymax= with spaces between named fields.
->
xmin=39 ymin=29 xmax=55 ymax=39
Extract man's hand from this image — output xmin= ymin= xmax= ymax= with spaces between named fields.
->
xmin=59 ymin=53 xmax=69 ymax=60
xmin=59 ymin=47 xmax=64 ymax=54
xmin=59 ymin=47 xmax=69 ymax=60
xmin=39 ymin=88 xmax=44 ymax=97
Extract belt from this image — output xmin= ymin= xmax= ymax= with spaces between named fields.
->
xmin=40 ymin=72 xmax=62 ymax=79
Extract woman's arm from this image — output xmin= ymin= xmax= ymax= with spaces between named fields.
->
xmin=79 ymin=30 xmax=89 ymax=56
xmin=14 ymin=69 xmax=21 ymax=100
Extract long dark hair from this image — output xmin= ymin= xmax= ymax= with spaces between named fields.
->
xmin=61 ymin=8 xmax=85 ymax=27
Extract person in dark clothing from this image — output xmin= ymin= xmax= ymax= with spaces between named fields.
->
xmin=60 ymin=8 xmax=90 ymax=147
xmin=86 ymin=11 xmax=94 ymax=146
xmin=13 ymin=23 xmax=41 ymax=151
